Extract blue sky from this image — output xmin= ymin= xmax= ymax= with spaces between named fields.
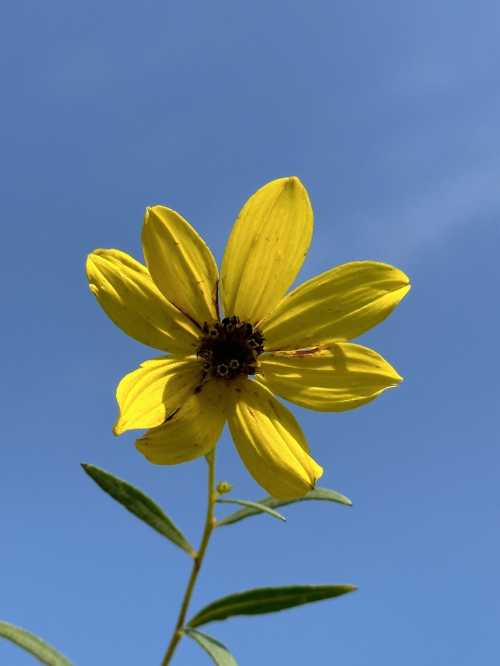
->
xmin=2 ymin=1 xmax=499 ymax=664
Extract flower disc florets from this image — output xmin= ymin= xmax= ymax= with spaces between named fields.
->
xmin=197 ymin=316 xmax=264 ymax=382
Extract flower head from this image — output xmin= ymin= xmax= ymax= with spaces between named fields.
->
xmin=86 ymin=177 xmax=410 ymax=499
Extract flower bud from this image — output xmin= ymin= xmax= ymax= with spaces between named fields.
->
xmin=216 ymin=481 xmax=232 ymax=495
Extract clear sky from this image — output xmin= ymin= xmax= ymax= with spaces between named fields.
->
xmin=2 ymin=1 xmax=499 ymax=664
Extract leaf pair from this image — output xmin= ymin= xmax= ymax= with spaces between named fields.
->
xmin=81 ymin=464 xmax=352 ymax=554
xmin=184 ymin=584 xmax=356 ymax=665
xmin=0 ymin=584 xmax=356 ymax=666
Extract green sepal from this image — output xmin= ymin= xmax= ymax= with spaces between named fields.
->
xmin=187 ymin=584 xmax=356 ymax=628
xmin=216 ymin=498 xmax=285 ymax=523
xmin=0 ymin=621 xmax=74 ymax=666
xmin=184 ymin=628 xmax=238 ymax=665
xmin=216 ymin=486 xmax=352 ymax=527
xmin=81 ymin=464 xmax=195 ymax=556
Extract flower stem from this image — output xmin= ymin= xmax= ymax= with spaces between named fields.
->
xmin=160 ymin=449 xmax=217 ymax=666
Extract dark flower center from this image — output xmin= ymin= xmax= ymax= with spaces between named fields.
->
xmin=197 ymin=316 xmax=264 ymax=383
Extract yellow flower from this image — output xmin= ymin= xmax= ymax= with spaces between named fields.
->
xmin=86 ymin=177 xmax=410 ymax=499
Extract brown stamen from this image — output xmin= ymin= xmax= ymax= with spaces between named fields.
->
xmin=197 ymin=316 xmax=265 ymax=382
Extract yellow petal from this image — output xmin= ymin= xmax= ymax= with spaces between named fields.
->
xmin=226 ymin=379 xmax=323 ymax=499
xmin=261 ymin=261 xmax=410 ymax=350
xmin=142 ymin=206 xmax=219 ymax=326
xmin=86 ymin=249 xmax=200 ymax=353
xmin=221 ymin=177 xmax=313 ymax=324
xmin=136 ymin=380 xmax=226 ymax=465
xmin=114 ymin=356 xmax=202 ymax=435
xmin=258 ymin=343 xmax=402 ymax=412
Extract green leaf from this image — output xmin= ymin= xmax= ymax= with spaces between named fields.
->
xmin=187 ymin=584 xmax=356 ymax=628
xmin=216 ymin=498 xmax=285 ymax=522
xmin=0 ymin=621 xmax=74 ymax=666
xmin=184 ymin=628 xmax=238 ymax=666
xmin=216 ymin=486 xmax=352 ymax=527
xmin=81 ymin=464 xmax=195 ymax=556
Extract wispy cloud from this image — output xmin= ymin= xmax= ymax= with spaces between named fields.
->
xmin=333 ymin=162 xmax=500 ymax=267
xmin=378 ymin=163 xmax=500 ymax=259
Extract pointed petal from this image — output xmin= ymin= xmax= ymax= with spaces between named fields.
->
xmin=221 ymin=177 xmax=313 ymax=324
xmin=261 ymin=261 xmax=410 ymax=350
xmin=258 ymin=343 xmax=402 ymax=412
xmin=136 ymin=380 xmax=226 ymax=465
xmin=114 ymin=356 xmax=202 ymax=435
xmin=86 ymin=249 xmax=200 ymax=353
xmin=142 ymin=206 xmax=219 ymax=326
xmin=226 ymin=380 xmax=323 ymax=499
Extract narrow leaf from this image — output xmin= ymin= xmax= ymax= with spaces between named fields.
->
xmin=184 ymin=628 xmax=238 ymax=666
xmin=187 ymin=584 xmax=356 ymax=628
xmin=216 ymin=486 xmax=352 ymax=527
xmin=0 ymin=621 xmax=73 ymax=666
xmin=81 ymin=464 xmax=195 ymax=556
xmin=216 ymin=498 xmax=285 ymax=522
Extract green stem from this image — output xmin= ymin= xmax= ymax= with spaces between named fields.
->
xmin=160 ymin=449 xmax=217 ymax=666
